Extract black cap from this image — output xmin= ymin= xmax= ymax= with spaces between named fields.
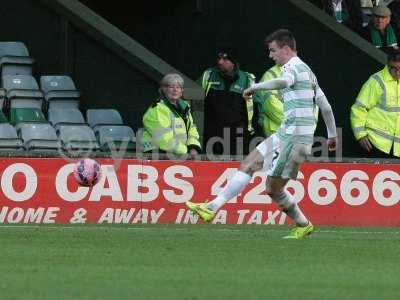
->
xmin=217 ymin=47 xmax=237 ymax=64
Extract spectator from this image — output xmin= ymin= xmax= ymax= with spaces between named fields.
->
xmin=252 ymin=64 xmax=284 ymax=137
xmin=200 ymin=48 xmax=255 ymax=156
xmin=360 ymin=1 xmax=396 ymax=25
xmin=350 ymin=50 xmax=400 ymax=158
xmin=142 ymin=73 xmax=201 ymax=157
xmin=360 ymin=0 xmax=374 ymax=26
xmin=359 ymin=5 xmax=399 ymax=53
xmin=311 ymin=0 xmax=363 ymax=31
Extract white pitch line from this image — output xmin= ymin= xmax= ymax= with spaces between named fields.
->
xmin=317 ymin=230 xmax=400 ymax=235
xmin=0 ymin=225 xmax=399 ymax=235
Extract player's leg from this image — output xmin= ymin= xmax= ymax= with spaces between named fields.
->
xmin=206 ymin=148 xmax=263 ymax=210
xmin=267 ymin=143 xmax=314 ymax=238
xmin=186 ymin=135 xmax=278 ymax=222
xmin=186 ymin=147 xmax=264 ymax=221
xmin=208 ymin=134 xmax=280 ymax=211
xmin=267 ymin=176 xmax=309 ymax=227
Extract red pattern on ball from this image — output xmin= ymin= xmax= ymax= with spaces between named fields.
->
xmin=73 ymin=158 xmax=101 ymax=186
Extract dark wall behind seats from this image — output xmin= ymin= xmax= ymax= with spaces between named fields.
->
xmin=79 ymin=0 xmax=383 ymax=157
xmin=0 ymin=0 xmax=62 ymax=76
xmin=72 ymin=31 xmax=158 ymax=127
xmin=0 ymin=0 xmax=158 ymax=131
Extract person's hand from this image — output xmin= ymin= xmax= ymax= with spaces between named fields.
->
xmin=243 ymin=93 xmax=252 ymax=102
xmin=358 ymin=136 xmax=373 ymax=152
xmin=327 ymin=137 xmax=338 ymax=151
xmin=243 ymin=87 xmax=254 ymax=99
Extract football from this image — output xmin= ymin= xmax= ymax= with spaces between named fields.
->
xmin=73 ymin=158 xmax=101 ymax=186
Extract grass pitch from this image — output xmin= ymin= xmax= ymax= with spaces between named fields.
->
xmin=0 ymin=224 xmax=399 ymax=300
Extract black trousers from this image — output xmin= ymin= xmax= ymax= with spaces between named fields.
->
xmin=365 ymin=145 xmax=395 ymax=159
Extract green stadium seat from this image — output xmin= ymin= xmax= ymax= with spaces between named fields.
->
xmin=10 ymin=107 xmax=46 ymax=126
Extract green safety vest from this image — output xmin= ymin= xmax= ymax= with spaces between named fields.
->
xmin=142 ymin=97 xmax=201 ymax=155
xmin=351 ymin=66 xmax=400 ymax=156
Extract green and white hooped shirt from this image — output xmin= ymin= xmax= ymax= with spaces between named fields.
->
xmin=278 ymin=56 xmax=321 ymax=145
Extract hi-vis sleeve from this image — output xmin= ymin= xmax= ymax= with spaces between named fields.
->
xmin=350 ymin=78 xmax=380 ymax=140
xmin=186 ymin=115 xmax=201 ymax=151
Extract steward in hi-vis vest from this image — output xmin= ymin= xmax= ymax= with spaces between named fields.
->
xmin=351 ymin=51 xmax=400 ymax=157
xmin=142 ymin=74 xmax=201 ymax=156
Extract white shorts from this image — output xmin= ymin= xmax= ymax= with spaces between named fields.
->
xmin=256 ymin=133 xmax=311 ymax=179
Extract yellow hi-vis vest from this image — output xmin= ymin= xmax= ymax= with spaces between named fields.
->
xmin=253 ymin=65 xmax=284 ymax=136
xmin=246 ymin=74 xmax=255 ymax=134
xmin=351 ymin=66 xmax=400 ymax=156
xmin=142 ymin=98 xmax=201 ymax=155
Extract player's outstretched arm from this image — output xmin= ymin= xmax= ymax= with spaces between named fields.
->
xmin=315 ymin=88 xmax=338 ymax=151
xmin=243 ymin=78 xmax=290 ymax=97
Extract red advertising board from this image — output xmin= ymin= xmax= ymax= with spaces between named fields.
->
xmin=0 ymin=158 xmax=399 ymax=226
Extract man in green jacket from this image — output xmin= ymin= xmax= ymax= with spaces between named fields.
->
xmin=200 ymin=48 xmax=255 ymax=156
xmin=142 ymin=74 xmax=201 ymax=157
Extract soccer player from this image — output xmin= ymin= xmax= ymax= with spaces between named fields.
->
xmin=186 ymin=29 xmax=338 ymax=239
